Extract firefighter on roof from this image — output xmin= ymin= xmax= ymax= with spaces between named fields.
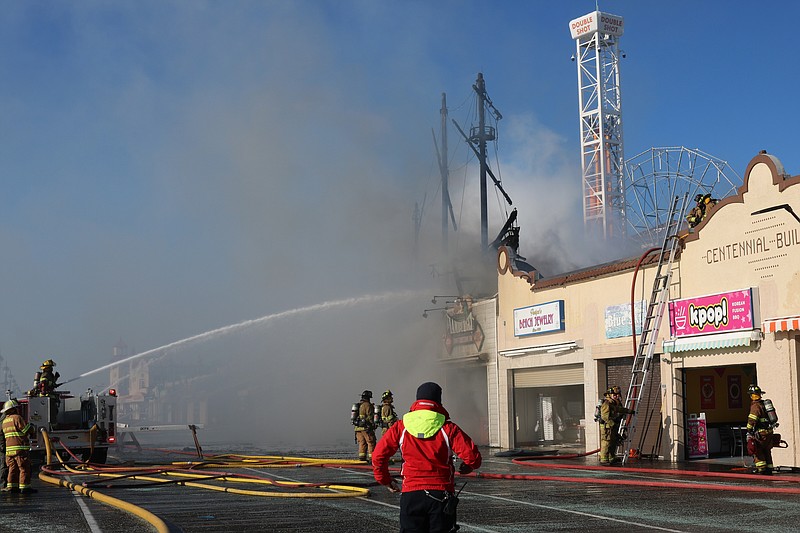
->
xmin=1 ymin=399 xmax=36 ymax=494
xmin=598 ymin=385 xmax=635 ymax=466
xmin=686 ymin=193 xmax=719 ymax=228
xmin=686 ymin=194 xmax=705 ymax=227
xmin=746 ymin=384 xmax=776 ymax=475
xmin=352 ymin=390 xmax=377 ymax=462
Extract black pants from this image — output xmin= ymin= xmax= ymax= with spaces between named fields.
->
xmin=400 ymin=490 xmax=457 ymax=533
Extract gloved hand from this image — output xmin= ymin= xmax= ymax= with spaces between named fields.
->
xmin=458 ymin=462 xmax=473 ymax=475
xmin=387 ymin=479 xmax=401 ymax=493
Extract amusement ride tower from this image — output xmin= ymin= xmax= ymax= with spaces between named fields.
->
xmin=569 ymin=10 xmax=626 ymax=240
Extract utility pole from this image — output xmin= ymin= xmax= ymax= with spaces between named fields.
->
xmin=440 ymin=93 xmax=450 ymax=253
xmin=451 ymin=73 xmax=506 ymax=253
xmin=474 ymin=73 xmax=490 ymax=250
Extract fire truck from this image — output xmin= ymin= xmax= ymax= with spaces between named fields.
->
xmin=12 ymin=389 xmax=118 ymax=464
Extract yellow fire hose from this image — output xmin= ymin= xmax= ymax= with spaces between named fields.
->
xmin=171 ymin=454 xmax=366 ymax=468
xmin=42 ymin=432 xmax=370 ymax=499
xmin=39 ymin=430 xmax=170 ymax=533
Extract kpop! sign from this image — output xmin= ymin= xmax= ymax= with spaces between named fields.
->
xmin=669 ymin=288 xmax=755 ymax=338
xmin=514 ymin=301 xmax=565 ymax=337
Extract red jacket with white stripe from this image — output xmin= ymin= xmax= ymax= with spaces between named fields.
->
xmin=372 ymin=399 xmax=482 ymax=493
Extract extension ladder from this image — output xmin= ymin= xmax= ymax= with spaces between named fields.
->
xmin=619 ymin=193 xmax=689 ymax=464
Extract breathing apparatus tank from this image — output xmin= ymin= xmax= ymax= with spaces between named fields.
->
xmin=373 ymin=403 xmax=382 ymax=427
xmin=31 ymin=371 xmax=42 ymax=396
xmin=350 ymin=403 xmax=359 ymax=425
xmin=763 ymin=398 xmax=779 ymax=426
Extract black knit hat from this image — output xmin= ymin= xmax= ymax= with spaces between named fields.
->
xmin=416 ymin=382 xmax=442 ymax=404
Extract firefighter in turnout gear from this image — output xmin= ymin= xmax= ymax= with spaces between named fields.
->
xmin=37 ymin=359 xmax=61 ymax=427
xmin=686 ymin=194 xmax=705 ymax=227
xmin=353 ymin=390 xmax=377 ymax=462
xmin=599 ymin=386 xmax=635 ymax=465
xmin=0 ymin=408 xmax=7 ymax=489
xmin=1 ymin=399 xmax=36 ymax=494
xmin=746 ymin=384 xmax=775 ymax=474
xmin=686 ymin=193 xmax=719 ymax=228
xmin=379 ymin=390 xmax=398 ymax=436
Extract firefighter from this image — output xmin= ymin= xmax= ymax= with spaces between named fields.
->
xmin=353 ymin=390 xmax=377 ymax=462
xmin=686 ymin=194 xmax=705 ymax=228
xmin=700 ymin=194 xmax=718 ymax=223
xmin=746 ymin=384 xmax=775 ymax=474
xmin=598 ymin=385 xmax=635 ymax=465
xmin=0 ymin=407 xmax=7 ymax=489
xmin=38 ymin=359 xmax=60 ymax=395
xmin=37 ymin=359 xmax=61 ymax=428
xmin=1 ymin=399 xmax=36 ymax=494
xmin=379 ymin=390 xmax=398 ymax=436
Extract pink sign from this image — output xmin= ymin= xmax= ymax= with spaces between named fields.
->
xmin=669 ymin=288 xmax=754 ymax=338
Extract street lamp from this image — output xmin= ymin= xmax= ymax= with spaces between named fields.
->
xmin=431 ymin=295 xmax=459 ymax=304
xmin=422 ymin=307 xmax=449 ymax=318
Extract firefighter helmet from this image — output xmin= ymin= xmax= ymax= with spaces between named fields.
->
xmin=694 ymin=194 xmax=704 ymax=202
xmin=361 ymin=390 xmax=373 ymax=399
xmin=611 ymin=385 xmax=622 ymax=395
xmin=604 ymin=387 xmax=614 ymax=397
xmin=1 ymin=399 xmax=19 ymax=414
xmin=748 ymin=384 xmax=764 ymax=396
xmin=41 ymin=359 xmax=56 ymax=369
xmin=382 ymin=390 xmax=393 ymax=401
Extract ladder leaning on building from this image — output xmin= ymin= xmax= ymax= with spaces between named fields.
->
xmin=618 ymin=193 xmax=689 ymax=464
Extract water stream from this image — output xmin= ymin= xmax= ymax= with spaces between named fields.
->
xmin=65 ymin=289 xmax=422 ymax=384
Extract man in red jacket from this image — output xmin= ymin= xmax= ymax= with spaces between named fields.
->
xmin=372 ymin=382 xmax=482 ymax=532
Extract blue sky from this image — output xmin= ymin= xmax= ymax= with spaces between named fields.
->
xmin=0 ymin=2 xmax=797 ymax=437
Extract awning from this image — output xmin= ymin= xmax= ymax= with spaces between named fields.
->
xmin=500 ymin=340 xmax=581 ymax=357
xmin=763 ymin=316 xmax=800 ymax=333
xmin=663 ymin=330 xmax=761 ymax=353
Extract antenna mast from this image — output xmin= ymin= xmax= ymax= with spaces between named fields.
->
xmin=569 ymin=11 xmax=627 ymax=240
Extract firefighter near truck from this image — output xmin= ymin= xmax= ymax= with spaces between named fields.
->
xmin=9 ymin=384 xmax=118 ymax=464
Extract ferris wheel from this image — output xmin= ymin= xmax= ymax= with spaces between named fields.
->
xmin=623 ymin=146 xmax=742 ymax=247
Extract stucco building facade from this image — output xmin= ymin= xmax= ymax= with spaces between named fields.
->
xmin=491 ymin=152 xmax=800 ymax=465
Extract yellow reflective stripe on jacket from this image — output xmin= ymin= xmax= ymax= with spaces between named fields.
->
xmin=3 ymin=423 xmax=30 ymax=437
xmin=3 ymin=415 xmax=31 ymax=455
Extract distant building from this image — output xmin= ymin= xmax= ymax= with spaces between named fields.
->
xmin=109 ymin=340 xmax=211 ymax=426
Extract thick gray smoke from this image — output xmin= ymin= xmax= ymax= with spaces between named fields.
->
xmin=0 ymin=3 xmax=639 ymax=451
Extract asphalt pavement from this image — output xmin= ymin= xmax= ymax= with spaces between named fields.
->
xmin=3 ymin=447 xmax=800 ymax=532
